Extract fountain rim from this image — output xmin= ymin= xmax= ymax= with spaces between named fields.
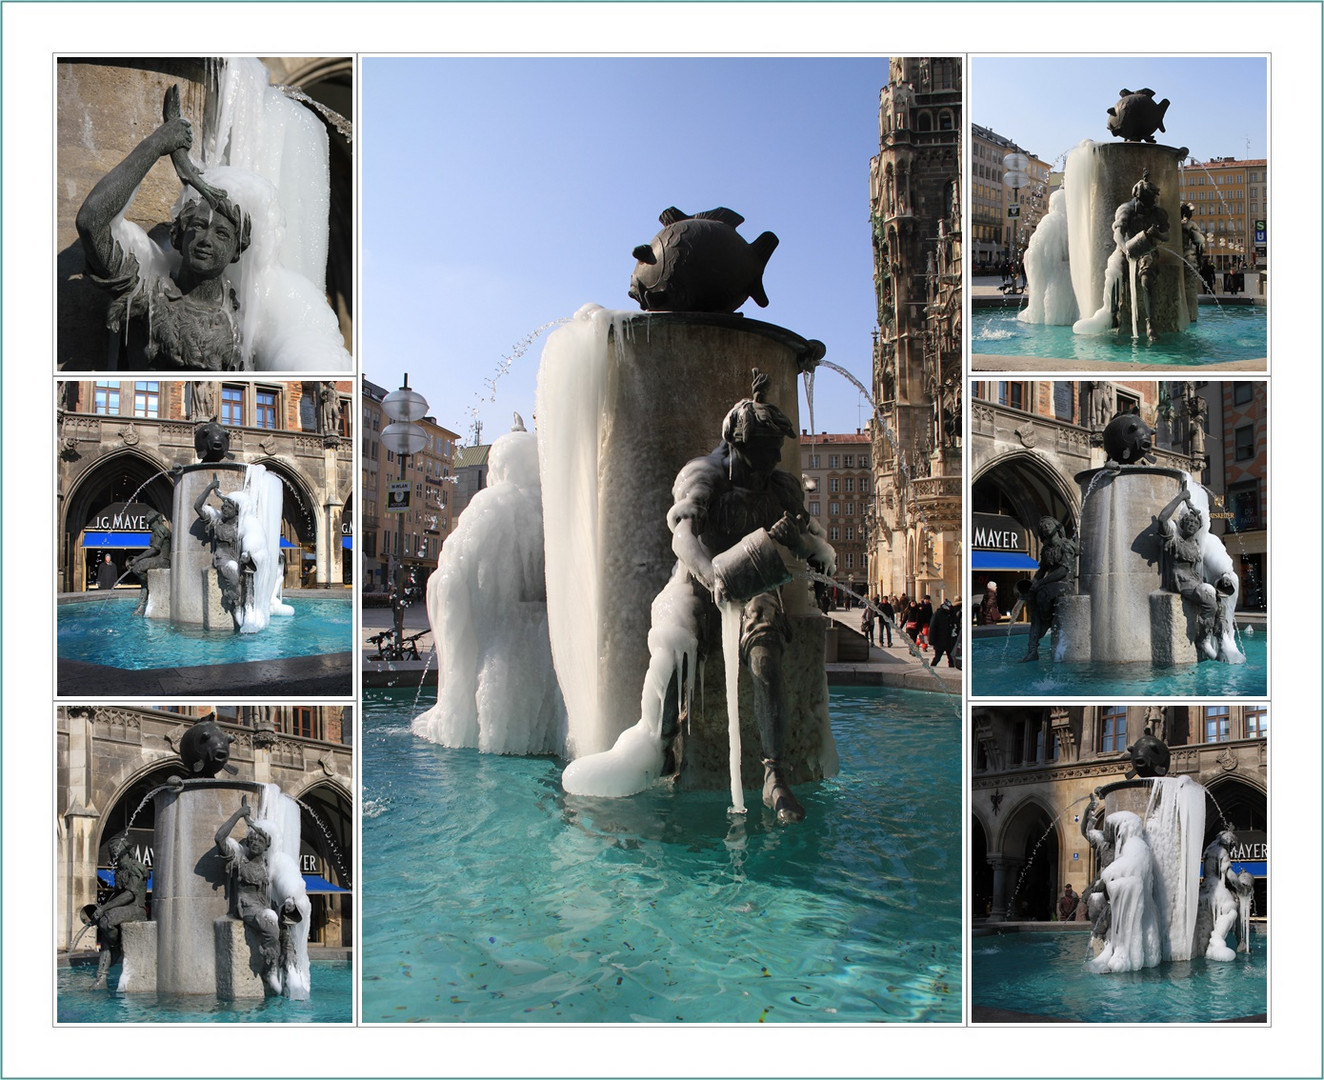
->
xmin=611 ymin=310 xmax=825 ymax=371
xmin=1074 ymin=463 xmax=1188 ymax=486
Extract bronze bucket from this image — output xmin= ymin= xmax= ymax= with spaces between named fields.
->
xmin=712 ymin=528 xmax=791 ymax=603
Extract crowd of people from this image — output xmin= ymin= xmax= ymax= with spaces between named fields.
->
xmin=848 ymin=592 xmax=963 ymax=669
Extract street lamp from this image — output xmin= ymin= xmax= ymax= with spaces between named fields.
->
xmin=1002 ymin=151 xmax=1030 ymax=275
xmin=380 ymin=375 xmax=429 ymax=593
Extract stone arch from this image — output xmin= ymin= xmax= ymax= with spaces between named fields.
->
xmin=59 ymin=446 xmax=175 ymax=591
xmin=916 ymin=110 xmax=933 ymax=132
xmin=938 ymin=109 xmax=955 ymax=131
xmin=971 ymin=812 xmax=993 ymax=917
xmin=994 ymin=793 xmax=1059 ymax=921
xmin=286 ymin=775 xmax=353 ymax=947
xmin=971 ymin=449 xmax=1080 ymax=541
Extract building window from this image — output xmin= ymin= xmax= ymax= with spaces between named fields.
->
xmin=1233 ymin=382 xmax=1254 ymax=406
xmin=845 ymin=503 xmax=854 ymax=516
xmin=94 ymin=380 xmax=120 ymax=415
xmin=829 ymin=502 xmax=840 ymax=516
xmin=302 ymin=389 xmax=319 ymax=429
xmin=1099 ymin=706 xmax=1127 ymax=753
xmin=843 ymin=454 xmax=855 ymax=468
xmin=829 ymin=455 xmax=840 ymax=469
xmin=997 ymin=382 xmax=1025 ymax=411
xmin=1204 ymin=706 xmax=1231 ymax=743
xmin=845 ymin=526 xmax=855 ymax=541
xmin=1244 ymin=706 xmax=1267 ymax=738
xmin=1227 ymin=480 xmax=1260 ymax=531
xmin=808 ymin=454 xmax=820 ymax=468
xmin=829 ymin=478 xmax=840 ymax=493
xmin=133 ymin=381 xmax=159 ymax=419
xmin=845 ymin=478 xmax=855 ymax=493
xmin=221 ymin=385 xmax=245 ymax=426
xmin=844 ymin=553 xmax=854 ymax=569
xmin=1234 ymin=424 xmax=1255 ymax=461
xmin=859 ymin=452 xmax=870 ymax=469
xmin=256 ymin=389 xmax=279 ymax=430
xmin=809 ymin=501 xmax=820 ymax=517
xmin=829 ymin=527 xmax=840 ymax=541
xmin=291 ymin=707 xmax=317 ymax=739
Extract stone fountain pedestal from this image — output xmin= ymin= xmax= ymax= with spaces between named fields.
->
xmin=158 ymin=462 xmax=248 ymax=628
xmin=1055 ymin=466 xmax=1199 ymax=666
xmin=1064 ymin=141 xmax=1194 ymax=336
xmin=542 ymin=310 xmax=836 ymax=789
xmin=138 ymin=779 xmax=294 ymax=998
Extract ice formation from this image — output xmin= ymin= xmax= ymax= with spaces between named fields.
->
xmin=253 ymin=782 xmax=312 ymax=1000
xmin=1017 ymin=189 xmax=1077 ymax=326
xmin=228 ymin=463 xmax=291 ymax=634
xmin=412 ymin=427 xmax=567 ymax=755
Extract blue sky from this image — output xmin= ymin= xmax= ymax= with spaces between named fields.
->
xmin=362 ymin=57 xmax=891 ymax=443
xmin=972 ymin=56 xmax=1267 ymax=169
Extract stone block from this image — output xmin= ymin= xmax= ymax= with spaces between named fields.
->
xmin=214 ymin=918 xmax=266 ymax=1000
xmin=117 ymin=919 xmax=157 ymax=993
xmin=200 ymin=570 xmax=232 ymax=631
xmin=1149 ymin=591 xmax=1198 ymax=666
xmin=144 ymin=568 xmax=172 ymax=620
xmin=1053 ymin=595 xmax=1092 ymax=662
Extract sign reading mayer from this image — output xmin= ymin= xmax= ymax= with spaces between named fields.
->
xmin=973 ymin=513 xmax=1027 ymax=552
xmin=87 ymin=502 xmax=154 ymax=532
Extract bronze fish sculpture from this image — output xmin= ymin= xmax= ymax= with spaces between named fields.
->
xmin=178 ymin=717 xmax=237 ymax=778
xmin=1102 ymin=411 xmax=1156 ymax=465
xmin=1125 ymin=732 xmax=1170 ymax=778
xmin=629 ymin=207 xmax=778 ymax=313
xmin=1107 ymin=88 xmax=1171 ymax=144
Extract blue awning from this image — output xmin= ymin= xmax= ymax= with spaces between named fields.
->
xmin=84 ymin=532 xmax=150 ymax=548
xmin=302 ymin=874 xmax=350 ymax=894
xmin=280 ymin=537 xmax=297 ymax=548
xmin=971 ymin=550 xmax=1039 ymax=572
xmin=98 ymin=869 xmax=153 ymax=889
xmin=341 ymin=536 xmax=352 ymax=549
xmin=98 ymin=869 xmax=347 ymax=893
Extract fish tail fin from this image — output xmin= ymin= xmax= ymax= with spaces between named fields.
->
xmin=749 ymin=231 xmax=778 ymax=307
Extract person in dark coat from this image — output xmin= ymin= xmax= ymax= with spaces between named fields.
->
xmin=877 ymin=595 xmax=895 ymax=646
xmin=96 ymin=554 xmax=118 ymax=589
xmin=928 ymin=598 xmax=958 ymax=667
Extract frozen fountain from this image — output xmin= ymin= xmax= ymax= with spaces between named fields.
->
xmin=414 ymin=207 xmax=838 ymax=819
xmin=90 ymin=720 xmax=312 ymax=1001
xmin=1018 ymin=89 xmax=1197 ymax=341
xmin=140 ymin=421 xmax=294 ymax=634
xmin=1053 ymin=412 xmax=1243 ymax=666
xmin=1079 ymin=735 xmax=1252 ymax=974
xmin=71 ymin=57 xmax=350 ymax=371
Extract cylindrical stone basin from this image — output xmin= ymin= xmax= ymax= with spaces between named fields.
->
xmin=170 ymin=462 xmax=246 ymax=626
xmin=1074 ymin=466 xmax=1185 ymax=663
xmin=151 ymin=779 xmax=294 ymax=995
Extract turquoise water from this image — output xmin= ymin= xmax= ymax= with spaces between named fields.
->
xmin=57 ymin=955 xmax=353 ymax=1023
xmin=58 ymin=596 xmax=352 ymax=669
xmin=971 ymin=930 xmax=1266 ymax=1022
xmin=362 ymin=686 xmax=961 ymax=1023
xmin=972 ymin=629 xmax=1266 ymax=697
xmin=972 ymin=305 xmax=1265 ymax=364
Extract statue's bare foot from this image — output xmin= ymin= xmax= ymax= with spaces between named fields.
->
xmin=762 ymin=766 xmax=805 ymax=825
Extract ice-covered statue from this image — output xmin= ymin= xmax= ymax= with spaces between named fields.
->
xmin=215 ymin=795 xmax=311 ymax=997
xmin=1110 ymin=171 xmax=1171 ymax=341
xmin=76 ymin=88 xmax=250 ymax=370
xmin=412 ymin=417 xmax=566 ymax=754
xmin=1086 ymin=810 xmax=1162 ymax=973
xmin=563 ymin=370 xmax=835 ymax=823
xmin=1195 ymin=824 xmax=1255 ymax=961
xmin=1157 ymin=479 xmax=1236 ymax=661
xmin=73 ymin=62 xmax=351 ymax=371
